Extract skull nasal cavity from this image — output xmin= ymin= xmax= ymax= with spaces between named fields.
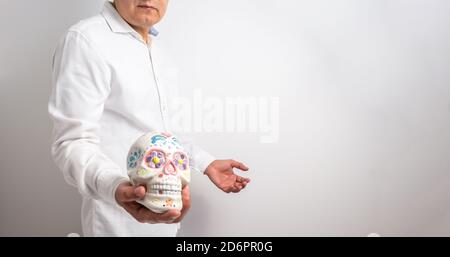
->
xmin=164 ymin=162 xmax=176 ymax=175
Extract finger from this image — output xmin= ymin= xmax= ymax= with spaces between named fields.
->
xmin=236 ymin=176 xmax=246 ymax=183
xmin=236 ymin=176 xmax=251 ymax=185
xmin=180 ymin=185 xmax=191 ymax=211
xmin=123 ymin=199 xmax=181 ymax=224
xmin=140 ymin=208 xmax=181 ymax=223
xmin=118 ymin=184 xmax=146 ymax=203
xmin=132 ymin=207 xmax=181 ymax=224
xmin=232 ymin=179 xmax=251 ymax=192
xmin=180 ymin=185 xmax=191 ymax=210
xmin=231 ymin=184 xmax=242 ymax=193
xmin=237 ymin=181 xmax=247 ymax=189
xmin=134 ymin=186 xmax=146 ymax=199
xmin=158 ymin=209 xmax=182 ymax=223
xmin=182 ymin=185 xmax=191 ymax=201
xmin=173 ymin=208 xmax=189 ymax=223
xmin=222 ymin=185 xmax=232 ymax=193
xmin=182 ymin=184 xmax=190 ymax=193
xmin=172 ymin=203 xmax=191 ymax=223
xmin=173 ymin=187 xmax=191 ymax=223
xmin=230 ymin=160 xmax=249 ymax=171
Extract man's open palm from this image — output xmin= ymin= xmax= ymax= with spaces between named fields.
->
xmin=205 ymin=160 xmax=250 ymax=193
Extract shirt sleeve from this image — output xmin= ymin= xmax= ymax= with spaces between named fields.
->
xmin=177 ymin=136 xmax=216 ymax=174
xmin=48 ymin=30 xmax=128 ymax=205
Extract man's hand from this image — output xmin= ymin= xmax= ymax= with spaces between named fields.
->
xmin=115 ymin=182 xmax=191 ymax=224
xmin=204 ymin=160 xmax=250 ymax=193
xmin=172 ymin=185 xmax=191 ymax=223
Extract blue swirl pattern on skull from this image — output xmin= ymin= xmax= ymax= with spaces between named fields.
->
xmin=127 ymin=149 xmax=143 ymax=169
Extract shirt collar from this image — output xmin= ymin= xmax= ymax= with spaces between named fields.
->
xmin=101 ymin=1 xmax=159 ymax=37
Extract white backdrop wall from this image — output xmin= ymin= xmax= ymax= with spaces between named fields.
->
xmin=1 ymin=0 xmax=450 ymax=236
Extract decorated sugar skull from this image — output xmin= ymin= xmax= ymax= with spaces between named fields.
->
xmin=127 ymin=131 xmax=190 ymax=213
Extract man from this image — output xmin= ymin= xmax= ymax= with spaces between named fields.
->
xmin=48 ymin=0 xmax=250 ymax=236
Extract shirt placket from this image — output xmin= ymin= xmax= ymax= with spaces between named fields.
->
xmin=148 ymin=45 xmax=168 ymax=131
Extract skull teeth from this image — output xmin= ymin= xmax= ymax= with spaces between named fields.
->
xmin=149 ymin=184 xmax=181 ymax=193
xmin=148 ymin=189 xmax=181 ymax=195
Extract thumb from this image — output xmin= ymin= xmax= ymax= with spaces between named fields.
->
xmin=230 ymin=160 xmax=249 ymax=171
xmin=117 ymin=184 xmax=146 ymax=203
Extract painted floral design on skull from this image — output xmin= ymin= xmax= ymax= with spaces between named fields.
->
xmin=126 ymin=131 xmax=190 ymax=213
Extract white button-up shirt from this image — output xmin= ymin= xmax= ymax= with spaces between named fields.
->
xmin=48 ymin=2 xmax=215 ymax=236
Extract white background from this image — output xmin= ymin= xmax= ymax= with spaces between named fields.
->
xmin=1 ymin=0 xmax=450 ymax=236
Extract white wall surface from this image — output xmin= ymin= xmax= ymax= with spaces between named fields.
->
xmin=1 ymin=0 xmax=450 ymax=236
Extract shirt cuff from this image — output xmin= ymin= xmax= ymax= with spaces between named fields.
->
xmin=97 ymin=170 xmax=129 ymax=205
xmin=192 ymin=150 xmax=216 ymax=174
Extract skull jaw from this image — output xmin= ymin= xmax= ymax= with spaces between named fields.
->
xmin=130 ymin=173 xmax=183 ymax=213
xmin=138 ymin=193 xmax=182 ymax=213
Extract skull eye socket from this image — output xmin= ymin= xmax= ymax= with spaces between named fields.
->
xmin=173 ymin=152 xmax=188 ymax=170
xmin=145 ymin=150 xmax=166 ymax=169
